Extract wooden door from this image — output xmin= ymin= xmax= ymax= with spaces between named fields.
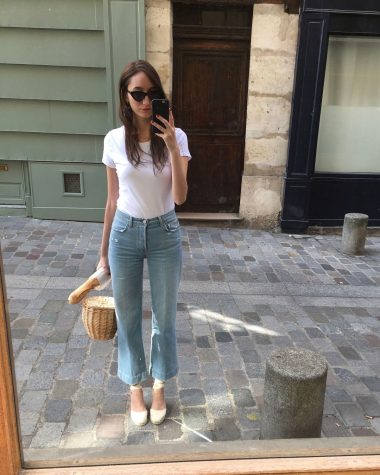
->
xmin=172 ymin=4 xmax=252 ymax=213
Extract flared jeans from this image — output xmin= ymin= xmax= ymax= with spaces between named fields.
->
xmin=108 ymin=208 xmax=182 ymax=385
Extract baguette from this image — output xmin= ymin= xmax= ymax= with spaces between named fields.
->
xmin=68 ymin=277 xmax=100 ymax=304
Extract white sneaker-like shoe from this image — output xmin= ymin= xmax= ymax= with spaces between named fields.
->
xmin=150 ymin=379 xmax=166 ymax=425
xmin=130 ymin=384 xmax=148 ymax=426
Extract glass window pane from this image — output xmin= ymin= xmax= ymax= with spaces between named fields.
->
xmin=315 ymin=36 xmax=380 ymax=173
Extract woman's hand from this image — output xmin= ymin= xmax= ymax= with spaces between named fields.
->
xmin=151 ymin=111 xmax=179 ymax=154
xmin=97 ymin=257 xmax=110 ymax=274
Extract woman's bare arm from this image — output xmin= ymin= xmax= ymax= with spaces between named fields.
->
xmin=97 ymin=167 xmax=119 ymax=272
xmin=152 ymin=111 xmax=189 ymax=205
xmin=170 ymin=149 xmax=188 ymax=205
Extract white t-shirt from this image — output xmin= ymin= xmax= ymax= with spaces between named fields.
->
xmin=102 ymin=126 xmax=191 ymax=219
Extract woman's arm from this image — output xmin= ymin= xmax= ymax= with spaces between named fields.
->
xmin=170 ymin=147 xmax=188 ymax=205
xmin=97 ymin=167 xmax=119 ymax=272
xmin=152 ymin=111 xmax=189 ymax=205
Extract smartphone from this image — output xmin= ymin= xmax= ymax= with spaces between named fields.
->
xmin=151 ymin=99 xmax=169 ymax=135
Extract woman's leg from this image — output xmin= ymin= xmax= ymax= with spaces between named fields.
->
xmin=108 ymin=217 xmax=147 ymax=385
xmin=146 ymin=213 xmax=182 ymax=382
xmin=150 ymin=379 xmax=166 ymax=425
xmin=129 ymin=383 xmax=148 ymax=426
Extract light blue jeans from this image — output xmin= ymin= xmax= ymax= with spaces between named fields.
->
xmin=108 ymin=208 xmax=182 ymax=385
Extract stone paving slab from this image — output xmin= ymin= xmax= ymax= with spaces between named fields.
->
xmin=0 ymin=216 xmax=379 ymax=459
xmin=4 ymin=275 xmax=50 ymax=288
xmin=228 ymin=282 xmax=288 ymax=295
xmin=286 ymin=283 xmax=380 ymax=298
xmin=6 ymin=288 xmax=43 ymax=300
xmin=293 ymin=296 xmax=380 ymax=308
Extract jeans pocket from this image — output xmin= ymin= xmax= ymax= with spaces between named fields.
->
xmin=111 ymin=216 xmax=130 ymax=233
xmin=162 ymin=217 xmax=180 ymax=233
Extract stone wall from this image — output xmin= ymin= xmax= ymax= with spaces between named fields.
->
xmin=145 ymin=0 xmax=172 ymax=96
xmin=240 ymin=4 xmax=299 ymax=229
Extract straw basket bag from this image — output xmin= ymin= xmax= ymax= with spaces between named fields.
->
xmin=82 ymin=296 xmax=117 ymax=340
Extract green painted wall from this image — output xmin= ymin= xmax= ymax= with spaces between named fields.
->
xmin=29 ymin=162 xmax=108 ymax=221
xmin=0 ymin=0 xmax=145 ymax=221
xmin=0 ymin=161 xmax=25 ymax=205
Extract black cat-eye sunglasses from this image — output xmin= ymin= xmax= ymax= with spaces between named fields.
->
xmin=127 ymin=89 xmax=163 ymax=102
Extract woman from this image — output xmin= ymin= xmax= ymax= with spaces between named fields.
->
xmin=97 ymin=60 xmax=191 ymax=426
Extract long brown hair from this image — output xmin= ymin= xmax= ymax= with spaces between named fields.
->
xmin=119 ymin=60 xmax=168 ymax=172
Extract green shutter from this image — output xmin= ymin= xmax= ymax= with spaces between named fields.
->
xmin=0 ymin=0 xmax=146 ymax=220
xmin=0 ymin=0 xmax=104 ymax=30
xmin=104 ymin=0 xmax=146 ymax=125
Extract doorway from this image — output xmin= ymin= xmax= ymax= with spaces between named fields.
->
xmin=172 ymin=2 xmax=252 ymax=213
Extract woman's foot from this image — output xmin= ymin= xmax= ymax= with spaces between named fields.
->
xmin=130 ymin=384 xmax=148 ymax=426
xmin=150 ymin=380 xmax=166 ymax=425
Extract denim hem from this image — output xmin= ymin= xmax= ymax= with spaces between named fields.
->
xmin=118 ymin=370 xmax=149 ymax=386
xmin=150 ymin=366 xmax=179 ymax=382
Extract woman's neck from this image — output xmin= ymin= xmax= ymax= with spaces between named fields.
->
xmin=134 ymin=117 xmax=151 ymax=142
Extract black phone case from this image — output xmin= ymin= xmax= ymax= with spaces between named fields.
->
xmin=152 ymin=99 xmax=169 ymax=135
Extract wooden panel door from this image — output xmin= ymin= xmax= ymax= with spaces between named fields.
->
xmin=172 ymin=9 xmax=251 ymax=213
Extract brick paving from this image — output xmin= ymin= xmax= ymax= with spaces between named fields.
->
xmin=1 ymin=217 xmax=380 ymax=455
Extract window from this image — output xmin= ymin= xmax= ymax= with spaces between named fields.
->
xmin=315 ymin=36 xmax=380 ymax=173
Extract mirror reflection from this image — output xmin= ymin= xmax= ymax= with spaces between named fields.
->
xmin=1 ymin=0 xmax=380 ymax=467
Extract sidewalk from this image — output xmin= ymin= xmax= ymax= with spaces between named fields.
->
xmin=1 ymin=216 xmax=380 ymax=460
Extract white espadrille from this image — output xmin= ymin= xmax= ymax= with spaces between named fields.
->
xmin=150 ymin=379 xmax=166 ymax=425
xmin=130 ymin=384 xmax=148 ymax=426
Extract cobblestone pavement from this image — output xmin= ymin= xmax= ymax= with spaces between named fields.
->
xmin=1 ymin=217 xmax=380 ymax=457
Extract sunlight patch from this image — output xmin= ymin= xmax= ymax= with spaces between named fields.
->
xmin=188 ymin=306 xmax=281 ymax=337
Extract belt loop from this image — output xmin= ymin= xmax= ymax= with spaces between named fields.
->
xmin=158 ymin=215 xmax=164 ymax=227
xmin=129 ymin=216 xmax=133 ymax=228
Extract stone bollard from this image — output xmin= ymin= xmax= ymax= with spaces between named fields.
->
xmin=342 ymin=212 xmax=368 ymax=255
xmin=260 ymin=347 xmax=328 ymax=439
